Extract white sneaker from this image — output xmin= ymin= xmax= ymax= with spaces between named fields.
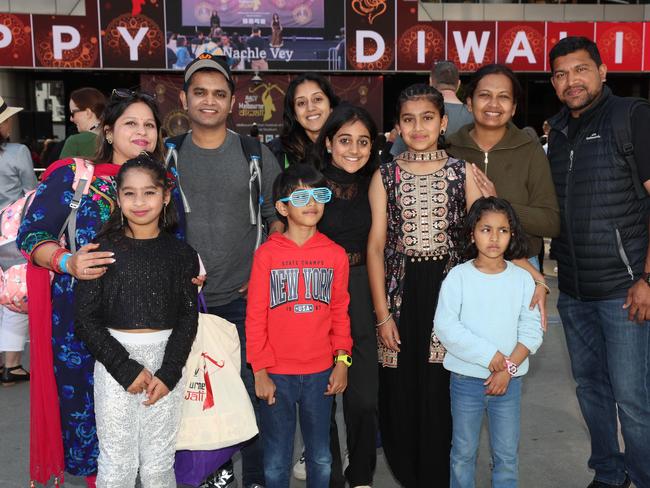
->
xmin=292 ymin=453 xmax=306 ymax=480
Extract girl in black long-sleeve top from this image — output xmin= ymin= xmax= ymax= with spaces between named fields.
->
xmin=74 ymin=154 xmax=199 ymax=488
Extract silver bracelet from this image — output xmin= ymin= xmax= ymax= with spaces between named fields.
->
xmin=376 ymin=312 xmax=393 ymax=327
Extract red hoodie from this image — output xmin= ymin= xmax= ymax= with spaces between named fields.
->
xmin=246 ymin=231 xmax=352 ymax=374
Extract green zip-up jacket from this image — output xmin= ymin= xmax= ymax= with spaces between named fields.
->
xmin=447 ymin=121 xmax=560 ymax=257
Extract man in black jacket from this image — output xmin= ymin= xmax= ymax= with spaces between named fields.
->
xmin=548 ymin=36 xmax=650 ymax=488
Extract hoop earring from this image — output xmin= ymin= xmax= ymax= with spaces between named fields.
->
xmin=120 ymin=210 xmax=124 ymax=227
xmin=440 ymin=129 xmax=446 ymax=135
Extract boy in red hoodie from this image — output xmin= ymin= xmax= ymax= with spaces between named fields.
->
xmin=246 ymin=164 xmax=353 ymax=488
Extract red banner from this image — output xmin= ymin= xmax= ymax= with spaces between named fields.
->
xmin=396 ymin=0 xmax=445 ymax=71
xmin=346 ymin=0 xmax=395 ymax=71
xmin=32 ymin=2 xmax=100 ymax=68
xmin=0 ymin=14 xmax=33 ymax=67
xmin=546 ymin=22 xmax=595 ymax=71
xmin=596 ymin=22 xmax=644 ymax=72
xmin=496 ymin=22 xmax=545 ymax=71
xmin=447 ymin=22 xmax=496 ymax=72
xmin=3 ymin=1 xmax=650 ymax=74
xmin=99 ymin=0 xmax=165 ymax=69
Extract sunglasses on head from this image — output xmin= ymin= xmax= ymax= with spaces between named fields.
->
xmin=111 ymin=88 xmax=156 ymax=102
xmin=278 ymin=187 xmax=332 ymax=207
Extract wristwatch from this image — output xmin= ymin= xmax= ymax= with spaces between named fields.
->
xmin=505 ymin=359 xmax=518 ymax=377
xmin=334 ymin=354 xmax=352 ymax=367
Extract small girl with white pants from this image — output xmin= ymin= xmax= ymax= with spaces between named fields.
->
xmin=74 ymin=155 xmax=199 ymax=487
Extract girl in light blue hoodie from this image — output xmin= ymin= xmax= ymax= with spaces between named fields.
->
xmin=434 ymin=197 xmax=544 ymax=488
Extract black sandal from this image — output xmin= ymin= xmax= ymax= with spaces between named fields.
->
xmin=1 ymin=365 xmax=30 ymax=385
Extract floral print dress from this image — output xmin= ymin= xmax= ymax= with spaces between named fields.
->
xmin=17 ymin=161 xmax=117 ymax=476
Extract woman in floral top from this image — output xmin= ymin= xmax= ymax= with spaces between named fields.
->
xmin=17 ymin=90 xmax=163 ymax=487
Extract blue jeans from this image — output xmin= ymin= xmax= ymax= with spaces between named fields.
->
xmin=558 ymin=293 xmax=650 ymax=487
xmin=208 ymin=298 xmax=264 ymax=486
xmin=450 ymin=373 xmax=522 ymax=488
xmin=259 ymin=368 xmax=333 ymax=488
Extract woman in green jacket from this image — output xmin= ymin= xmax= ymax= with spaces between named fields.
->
xmin=447 ymin=64 xmax=560 ymax=268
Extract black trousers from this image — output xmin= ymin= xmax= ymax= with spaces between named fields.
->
xmin=378 ymin=260 xmax=452 ymax=487
xmin=330 ymin=265 xmax=379 ymax=487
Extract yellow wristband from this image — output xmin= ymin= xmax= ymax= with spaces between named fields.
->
xmin=334 ymin=354 xmax=352 ymax=367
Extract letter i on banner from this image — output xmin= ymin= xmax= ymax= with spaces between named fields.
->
xmin=596 ymin=22 xmax=643 ymax=72
xmin=395 ymin=0 xmax=445 ymax=71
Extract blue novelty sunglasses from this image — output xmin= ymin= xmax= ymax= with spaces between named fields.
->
xmin=278 ymin=187 xmax=332 ymax=207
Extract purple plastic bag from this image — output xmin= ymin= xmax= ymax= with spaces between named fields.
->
xmin=175 ymin=445 xmax=243 ymax=487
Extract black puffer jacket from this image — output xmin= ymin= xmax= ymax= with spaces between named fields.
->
xmin=548 ymin=86 xmax=650 ymax=300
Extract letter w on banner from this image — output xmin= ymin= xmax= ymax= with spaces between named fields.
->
xmin=447 ymin=21 xmax=496 ymax=72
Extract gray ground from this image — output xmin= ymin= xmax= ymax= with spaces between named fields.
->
xmin=0 ymin=259 xmax=617 ymax=487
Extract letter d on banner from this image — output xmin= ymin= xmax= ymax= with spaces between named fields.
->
xmin=356 ymin=30 xmax=385 ymax=63
xmin=52 ymin=25 xmax=80 ymax=59
xmin=0 ymin=24 xmax=12 ymax=49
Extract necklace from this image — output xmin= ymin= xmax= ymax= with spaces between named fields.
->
xmin=397 ymin=150 xmax=448 ymax=162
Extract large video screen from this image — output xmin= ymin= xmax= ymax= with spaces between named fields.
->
xmin=181 ymin=0 xmax=324 ymax=29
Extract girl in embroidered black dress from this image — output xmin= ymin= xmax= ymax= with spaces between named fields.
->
xmin=74 ymin=155 xmax=199 ymax=488
xmin=367 ymin=85 xmax=481 ymax=487
xmin=313 ymin=103 xmax=379 ymax=488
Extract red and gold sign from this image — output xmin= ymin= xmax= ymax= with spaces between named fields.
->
xmin=0 ymin=13 xmax=32 ymax=67
xmin=596 ymin=22 xmax=644 ymax=72
xmin=496 ymin=22 xmax=545 ymax=71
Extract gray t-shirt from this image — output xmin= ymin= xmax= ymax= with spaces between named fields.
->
xmin=177 ymin=130 xmax=280 ymax=307
xmin=390 ymin=101 xmax=474 ymax=156
xmin=0 ymin=143 xmax=37 ymax=209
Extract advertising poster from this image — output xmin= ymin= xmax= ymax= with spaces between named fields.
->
xmin=596 ymin=22 xmax=644 ymax=72
xmin=99 ymin=0 xmax=166 ymax=69
xmin=496 ymin=22 xmax=545 ymax=72
xmin=396 ymin=0 xmax=445 ymax=71
xmin=181 ymin=0 xmax=324 ymax=29
xmin=166 ymin=0 xmax=344 ymax=71
xmin=141 ymin=73 xmax=383 ymax=142
xmin=346 ymin=0 xmax=395 ymax=71
xmin=32 ymin=1 xmax=100 ymax=68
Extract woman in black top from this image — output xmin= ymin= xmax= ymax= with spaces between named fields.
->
xmin=315 ymin=103 xmax=380 ymax=488
xmin=75 ymin=155 xmax=199 ymax=487
xmin=267 ymin=73 xmax=340 ymax=170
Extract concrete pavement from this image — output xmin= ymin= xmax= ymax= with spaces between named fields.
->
xmin=0 ymin=271 xmax=605 ymax=487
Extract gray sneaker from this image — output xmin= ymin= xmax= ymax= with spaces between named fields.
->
xmin=292 ymin=453 xmax=306 ymax=480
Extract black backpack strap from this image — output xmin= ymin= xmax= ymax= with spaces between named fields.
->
xmin=611 ymin=97 xmax=649 ymax=200
xmin=239 ymin=135 xmax=264 ymax=249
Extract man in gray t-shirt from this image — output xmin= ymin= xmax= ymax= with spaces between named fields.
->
xmin=174 ymin=54 xmax=281 ymax=488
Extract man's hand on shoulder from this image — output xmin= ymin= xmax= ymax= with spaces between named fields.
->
xmin=623 ymin=278 xmax=650 ymax=323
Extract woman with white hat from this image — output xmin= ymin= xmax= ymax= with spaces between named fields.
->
xmin=0 ymin=95 xmax=37 ymax=385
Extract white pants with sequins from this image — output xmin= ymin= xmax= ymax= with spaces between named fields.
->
xmin=94 ymin=329 xmax=184 ymax=488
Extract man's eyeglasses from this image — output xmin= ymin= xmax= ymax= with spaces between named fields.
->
xmin=278 ymin=187 xmax=332 ymax=207
xmin=111 ymin=88 xmax=156 ymax=102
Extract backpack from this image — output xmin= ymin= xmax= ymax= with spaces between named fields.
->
xmin=611 ymin=97 xmax=650 ymax=200
xmin=0 ymin=159 xmax=95 ymax=313
xmin=164 ymin=131 xmax=266 ymax=249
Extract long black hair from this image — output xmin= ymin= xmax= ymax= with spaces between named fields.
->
xmin=97 ymin=153 xmax=178 ymax=242
xmin=462 ymin=197 xmax=528 ymax=261
xmin=95 ymin=90 xmax=162 ymax=164
xmin=279 ymin=73 xmax=340 ymax=166
xmin=313 ymin=102 xmax=379 ymax=178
